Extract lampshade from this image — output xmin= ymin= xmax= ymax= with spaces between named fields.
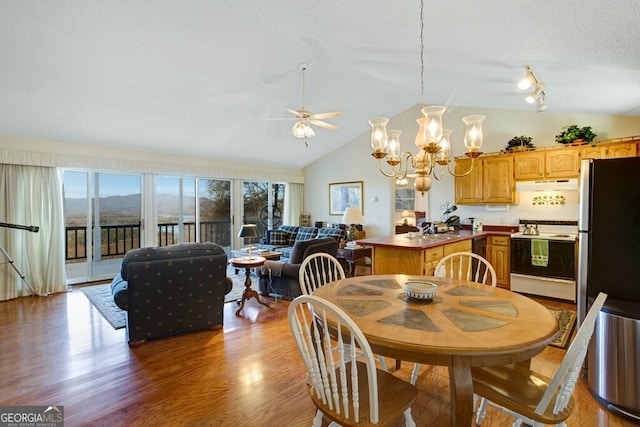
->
xmin=238 ymin=224 xmax=260 ymax=239
xmin=341 ymin=207 xmax=364 ymax=225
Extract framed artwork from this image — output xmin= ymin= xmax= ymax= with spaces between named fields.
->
xmin=395 ymin=187 xmax=415 ymax=211
xmin=329 ymin=181 xmax=363 ymax=215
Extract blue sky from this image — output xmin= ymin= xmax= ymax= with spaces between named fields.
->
xmin=63 ymin=172 xmax=198 ymax=198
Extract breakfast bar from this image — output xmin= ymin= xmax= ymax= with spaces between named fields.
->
xmin=358 ymin=230 xmax=483 ymax=276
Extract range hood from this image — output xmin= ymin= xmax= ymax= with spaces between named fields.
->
xmin=516 ymin=178 xmax=578 ymax=192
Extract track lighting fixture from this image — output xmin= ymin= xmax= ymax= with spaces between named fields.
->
xmin=519 ymin=65 xmax=546 ymax=111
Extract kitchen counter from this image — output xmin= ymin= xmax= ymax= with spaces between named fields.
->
xmin=356 ymin=229 xmax=513 ymax=276
xmin=356 ymin=229 xmax=510 ymax=250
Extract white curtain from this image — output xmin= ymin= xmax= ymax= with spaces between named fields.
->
xmin=0 ymin=164 xmax=67 ymax=300
xmin=283 ymin=182 xmax=304 ymax=226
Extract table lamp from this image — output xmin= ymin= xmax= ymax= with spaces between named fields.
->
xmin=341 ymin=207 xmax=364 ymax=241
xmin=238 ymin=224 xmax=260 ymax=258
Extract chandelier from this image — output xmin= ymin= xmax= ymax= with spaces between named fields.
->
xmin=369 ymin=0 xmax=485 ymax=194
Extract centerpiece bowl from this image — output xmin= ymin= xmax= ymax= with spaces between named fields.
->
xmin=404 ymin=281 xmax=438 ymax=301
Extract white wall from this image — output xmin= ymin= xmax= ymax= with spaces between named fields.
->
xmin=0 ymin=134 xmax=305 ymax=183
xmin=304 ymin=105 xmax=640 ymax=236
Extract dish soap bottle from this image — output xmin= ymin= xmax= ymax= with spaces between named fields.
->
xmin=473 ymin=219 xmax=483 ymax=232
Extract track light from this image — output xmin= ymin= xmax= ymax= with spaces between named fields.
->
xmin=518 ymin=65 xmax=534 ymax=90
xmin=536 ymin=94 xmax=547 ymax=112
xmin=526 ymin=83 xmax=543 ymax=104
xmin=519 ymin=65 xmax=546 ymax=111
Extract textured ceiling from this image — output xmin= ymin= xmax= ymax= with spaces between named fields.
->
xmin=1 ymin=0 xmax=639 ymax=169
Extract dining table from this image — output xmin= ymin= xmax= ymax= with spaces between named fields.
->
xmin=312 ymin=274 xmax=559 ymax=427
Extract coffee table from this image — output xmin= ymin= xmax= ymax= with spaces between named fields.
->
xmin=229 ymin=256 xmax=270 ymax=316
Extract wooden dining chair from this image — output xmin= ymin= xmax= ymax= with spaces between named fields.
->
xmin=299 ymin=253 xmax=388 ymax=372
xmin=473 ymin=292 xmax=608 ymax=426
xmin=288 ymin=295 xmax=417 ymax=427
xmin=434 ymin=251 xmax=497 ymax=287
xmin=410 ymin=251 xmax=497 ymax=384
xmin=299 ymin=252 xmax=346 ymax=295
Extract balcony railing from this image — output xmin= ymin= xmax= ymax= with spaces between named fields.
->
xmin=65 ymin=220 xmax=232 ymax=261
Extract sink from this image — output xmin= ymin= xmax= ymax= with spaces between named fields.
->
xmin=405 ymin=234 xmax=451 ymax=240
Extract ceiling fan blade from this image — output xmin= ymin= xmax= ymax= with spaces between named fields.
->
xmin=286 ymin=108 xmax=303 ymax=118
xmin=310 ymin=119 xmax=338 ymax=131
xmin=262 ymin=117 xmax=296 ymax=121
xmin=309 ymin=111 xmax=342 ymax=120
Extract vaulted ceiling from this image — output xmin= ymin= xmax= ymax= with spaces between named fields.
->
xmin=1 ymin=1 xmax=638 ymax=169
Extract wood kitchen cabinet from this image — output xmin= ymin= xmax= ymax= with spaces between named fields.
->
xmin=580 ymin=141 xmax=638 ymax=165
xmin=371 ymin=239 xmax=471 ymax=276
xmin=454 ymin=158 xmax=483 ymax=204
xmin=514 ymin=151 xmax=544 ymax=180
xmin=455 ymin=156 xmax=514 ymax=204
xmin=514 ymin=148 xmax=580 ymax=179
xmin=545 ymin=148 xmax=580 ymax=178
xmin=488 ymin=235 xmax=510 ymax=289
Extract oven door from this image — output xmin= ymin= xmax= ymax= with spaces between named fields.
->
xmin=510 ymin=238 xmax=576 ymax=280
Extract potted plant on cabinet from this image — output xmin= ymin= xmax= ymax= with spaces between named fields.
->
xmin=504 ymin=135 xmax=535 ymax=153
xmin=555 ymin=125 xmax=597 ymax=145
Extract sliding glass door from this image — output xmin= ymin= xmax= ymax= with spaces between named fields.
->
xmin=242 ymin=181 xmax=284 ymax=242
xmin=63 ymin=171 xmax=142 ymax=284
xmin=198 ymin=179 xmax=231 ymax=248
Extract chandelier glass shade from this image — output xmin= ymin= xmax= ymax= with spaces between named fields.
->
xmin=368 ymin=0 xmax=485 ymax=194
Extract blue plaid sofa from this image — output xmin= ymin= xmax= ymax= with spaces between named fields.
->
xmin=260 ymin=225 xmax=346 ymax=260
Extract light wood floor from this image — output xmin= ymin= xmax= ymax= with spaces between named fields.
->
xmin=0 ymin=288 xmax=635 ymax=427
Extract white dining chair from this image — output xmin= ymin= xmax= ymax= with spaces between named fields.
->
xmin=299 ymin=252 xmax=388 ymax=372
xmin=473 ymin=292 xmax=608 ymax=426
xmin=299 ymin=252 xmax=346 ymax=295
xmin=410 ymin=251 xmax=497 ymax=384
xmin=434 ymin=251 xmax=497 ymax=287
xmin=288 ymin=295 xmax=417 ymax=427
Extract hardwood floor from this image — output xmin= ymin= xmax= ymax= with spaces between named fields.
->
xmin=0 ymin=289 xmax=635 ymax=427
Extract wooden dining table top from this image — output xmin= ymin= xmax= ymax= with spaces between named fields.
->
xmin=312 ymin=274 xmax=559 ymax=426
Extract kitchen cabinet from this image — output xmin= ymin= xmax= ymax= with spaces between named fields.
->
xmin=454 ymin=158 xmax=483 ymax=204
xmin=455 ymin=156 xmax=514 ymax=204
xmin=488 ymin=235 xmax=510 ymax=289
xmin=579 ymin=141 xmax=638 ymax=166
xmin=370 ymin=238 xmax=472 ymax=276
xmin=514 ymin=151 xmax=544 ymax=180
xmin=545 ymin=148 xmax=580 ymax=178
xmin=423 ymin=246 xmax=444 ymax=276
xmin=514 ymin=148 xmax=580 ymax=180
xmin=605 ymin=142 xmax=637 ymax=158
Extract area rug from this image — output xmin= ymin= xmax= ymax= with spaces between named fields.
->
xmin=545 ymin=306 xmax=577 ymax=349
xmin=81 ymin=284 xmax=126 ymax=330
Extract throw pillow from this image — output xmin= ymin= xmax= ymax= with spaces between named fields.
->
xmin=317 ymin=227 xmax=343 ymax=241
xmin=295 ymin=226 xmax=319 ymax=242
xmin=269 ymin=231 xmax=290 ymax=246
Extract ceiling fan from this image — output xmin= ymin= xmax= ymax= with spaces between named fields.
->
xmin=285 ymin=63 xmax=342 ymax=146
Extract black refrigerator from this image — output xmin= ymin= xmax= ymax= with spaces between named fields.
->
xmin=578 ymin=157 xmax=640 ymax=421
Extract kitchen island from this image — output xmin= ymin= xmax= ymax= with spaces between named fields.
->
xmin=357 ymin=230 xmax=496 ymax=276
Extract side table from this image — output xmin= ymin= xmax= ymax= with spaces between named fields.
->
xmin=229 ymin=256 xmax=270 ymax=316
xmin=230 ymin=250 xmax=282 ymax=274
xmin=336 ymin=246 xmax=372 ymax=277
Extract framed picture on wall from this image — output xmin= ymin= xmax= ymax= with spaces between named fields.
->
xmin=395 ymin=187 xmax=415 ymax=211
xmin=329 ymin=181 xmax=363 ymax=215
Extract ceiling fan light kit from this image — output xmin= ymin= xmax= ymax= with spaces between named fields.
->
xmin=368 ymin=0 xmax=484 ymax=194
xmin=286 ymin=63 xmax=341 ymax=145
